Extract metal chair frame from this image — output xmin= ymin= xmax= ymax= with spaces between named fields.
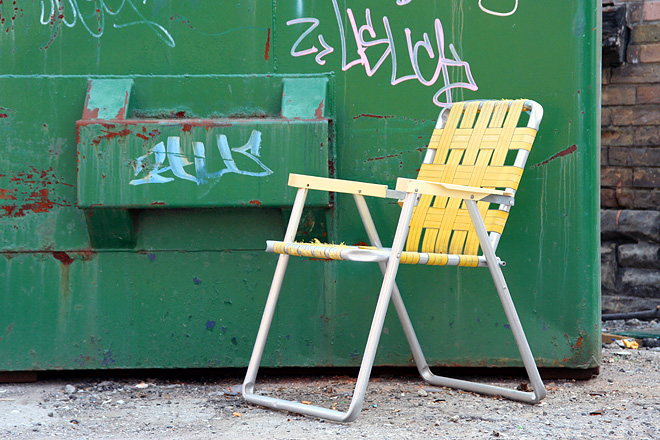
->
xmin=243 ymin=100 xmax=546 ymax=422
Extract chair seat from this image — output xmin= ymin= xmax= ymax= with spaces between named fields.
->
xmin=266 ymin=240 xmax=503 ymax=267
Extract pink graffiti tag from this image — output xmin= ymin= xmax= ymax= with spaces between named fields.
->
xmin=287 ymin=0 xmax=478 ymax=108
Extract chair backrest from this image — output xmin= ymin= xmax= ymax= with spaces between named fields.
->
xmin=405 ymin=99 xmax=541 ymax=256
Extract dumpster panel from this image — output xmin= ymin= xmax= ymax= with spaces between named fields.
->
xmin=1 ymin=1 xmax=600 ymax=370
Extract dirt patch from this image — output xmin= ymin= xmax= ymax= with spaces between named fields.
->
xmin=1 ymin=344 xmax=659 ymax=439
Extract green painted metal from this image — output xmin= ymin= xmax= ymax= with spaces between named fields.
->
xmin=0 ymin=1 xmax=600 ymax=371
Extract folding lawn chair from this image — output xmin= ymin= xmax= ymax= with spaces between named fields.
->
xmin=243 ymin=99 xmax=546 ymax=422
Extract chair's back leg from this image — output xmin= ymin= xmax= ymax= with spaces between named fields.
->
xmin=465 ymin=199 xmax=546 ymax=402
xmin=352 ymin=194 xmax=435 ymax=378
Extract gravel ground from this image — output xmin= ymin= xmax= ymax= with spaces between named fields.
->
xmin=2 ymin=323 xmax=660 ymax=439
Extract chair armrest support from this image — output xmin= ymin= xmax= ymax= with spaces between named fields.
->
xmin=288 ymin=173 xmax=389 ymax=198
xmin=395 ymin=178 xmax=515 ymax=205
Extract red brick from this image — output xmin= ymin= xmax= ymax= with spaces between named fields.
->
xmin=603 ymin=68 xmax=612 ymax=85
xmin=602 ymin=85 xmax=637 ymax=105
xmin=639 ymin=43 xmax=660 ymax=62
xmin=630 ymin=23 xmax=660 ymax=43
xmin=601 ymin=188 xmax=619 ymax=208
xmin=610 ymin=147 xmax=660 ymax=166
xmin=602 ymin=107 xmax=613 ymax=126
xmin=638 ymin=85 xmax=660 ymax=104
xmin=602 ymin=146 xmax=609 ymax=167
xmin=610 ymin=63 xmax=660 ymax=84
xmin=644 ymin=2 xmax=660 ymax=21
xmin=634 ymin=127 xmax=660 ymax=146
xmin=611 ymin=105 xmax=660 ymax=126
xmin=610 ymin=106 xmax=634 ymax=126
xmin=632 ymin=189 xmax=660 ymax=208
xmin=602 ymin=166 xmax=634 ymax=187
xmin=615 ymin=188 xmax=635 ymax=208
xmin=627 ymin=44 xmax=642 ymax=63
xmin=633 ymin=168 xmax=660 ymax=188
xmin=602 ymin=127 xmax=634 ymax=146
xmin=629 ymin=3 xmax=644 ymax=23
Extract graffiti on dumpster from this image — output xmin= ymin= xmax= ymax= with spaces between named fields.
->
xmin=397 ymin=0 xmax=519 ymax=16
xmin=130 ymin=130 xmax=273 ymax=186
xmin=38 ymin=0 xmax=175 ymax=49
xmin=478 ymin=0 xmax=519 ymax=16
xmin=287 ymin=0 xmax=478 ymax=108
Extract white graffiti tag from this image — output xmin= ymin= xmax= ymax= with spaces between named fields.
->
xmin=39 ymin=0 xmax=175 ymax=47
xmin=398 ymin=0 xmax=519 ymax=16
xmin=287 ymin=0 xmax=478 ymax=108
xmin=130 ymin=130 xmax=273 ymax=185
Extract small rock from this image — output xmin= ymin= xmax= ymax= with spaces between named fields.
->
xmin=116 ymin=400 xmax=125 ymax=405
xmin=64 ymin=385 xmax=76 ymax=394
xmin=418 ymin=389 xmax=428 ymax=397
xmin=48 ymin=413 xmax=54 ymax=418
xmin=449 ymin=415 xmax=459 ymax=423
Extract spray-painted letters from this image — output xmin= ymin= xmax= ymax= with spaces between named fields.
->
xmin=39 ymin=0 xmax=175 ymax=48
xmin=287 ymin=0 xmax=478 ymax=107
xmin=398 ymin=0 xmax=519 ymax=17
xmin=130 ymin=130 xmax=273 ymax=186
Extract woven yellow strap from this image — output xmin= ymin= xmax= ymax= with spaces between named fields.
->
xmin=406 ymin=100 xmax=534 ymax=256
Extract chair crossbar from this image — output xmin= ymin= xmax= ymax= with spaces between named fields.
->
xmin=266 ymin=240 xmax=502 ymax=267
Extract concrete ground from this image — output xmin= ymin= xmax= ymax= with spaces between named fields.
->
xmin=1 ymin=328 xmax=659 ymax=439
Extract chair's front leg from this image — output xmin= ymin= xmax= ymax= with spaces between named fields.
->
xmin=243 ymin=188 xmax=308 ymax=396
xmin=243 ymin=190 xmax=418 ymax=422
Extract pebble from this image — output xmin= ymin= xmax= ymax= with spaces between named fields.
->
xmin=64 ymin=385 xmax=76 ymax=394
xmin=418 ymin=389 xmax=428 ymax=397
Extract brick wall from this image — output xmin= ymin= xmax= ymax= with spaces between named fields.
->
xmin=602 ymin=1 xmax=660 ymax=313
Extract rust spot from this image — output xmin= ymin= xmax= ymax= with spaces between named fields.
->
xmin=353 ymin=241 xmax=370 ymax=246
xmin=0 ymin=167 xmax=72 ymax=217
xmin=353 ymin=114 xmax=395 ymax=120
xmin=182 ymin=124 xmax=192 ymax=132
xmin=0 ymin=114 xmax=7 ymax=118
xmin=175 ymin=111 xmax=187 ymax=118
xmin=367 ymin=153 xmax=400 ymax=162
xmin=264 ymin=27 xmax=271 ymax=60
xmin=52 ymin=251 xmax=74 ymax=266
xmin=249 ymin=200 xmax=262 ymax=207
xmin=136 ymin=133 xmax=149 ymax=140
xmin=74 ymin=249 xmax=97 ymax=261
xmin=328 ymin=159 xmax=336 ymax=176
xmin=315 ymin=99 xmax=324 ymax=119
xmin=91 ymin=128 xmax=132 ymax=145
xmin=532 ymin=145 xmax=577 ymax=168
xmin=151 ymin=201 xmax=166 ymax=206
xmin=0 ymin=189 xmax=16 ymax=200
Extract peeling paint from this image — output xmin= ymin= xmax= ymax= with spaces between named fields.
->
xmin=52 ymin=251 xmax=74 ymax=265
xmin=314 ymin=99 xmax=324 ymax=119
xmin=91 ymin=128 xmax=132 ymax=145
xmin=353 ymin=114 xmax=396 ymax=120
xmin=532 ymin=145 xmax=578 ymax=168
xmin=0 ymin=167 xmax=72 ymax=217
xmin=264 ymin=27 xmax=271 ymax=60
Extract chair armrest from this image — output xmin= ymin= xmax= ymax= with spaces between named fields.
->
xmin=288 ymin=173 xmax=389 ymax=198
xmin=395 ymin=178 xmax=515 ymax=204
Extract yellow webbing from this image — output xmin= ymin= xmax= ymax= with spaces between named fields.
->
xmin=406 ymin=100 xmax=535 ymax=256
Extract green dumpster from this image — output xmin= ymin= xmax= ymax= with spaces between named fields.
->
xmin=0 ymin=1 xmax=600 ymax=372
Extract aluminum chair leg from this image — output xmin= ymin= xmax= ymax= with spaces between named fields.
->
xmin=353 ymin=194 xmax=546 ymax=404
xmin=243 ymin=192 xmax=418 ymax=422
